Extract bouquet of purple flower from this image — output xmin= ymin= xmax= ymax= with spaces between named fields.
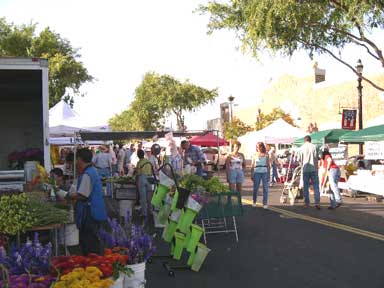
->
xmin=98 ymin=213 xmax=156 ymax=265
xmin=0 ymin=233 xmax=52 ymax=278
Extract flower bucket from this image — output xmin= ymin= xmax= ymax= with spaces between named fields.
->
xmin=151 ymin=184 xmax=169 ymax=208
xmin=184 ymin=230 xmax=191 ymax=249
xmin=162 ymin=220 xmax=178 ymax=243
xmin=119 ymin=200 xmax=135 ymax=218
xmin=152 ymin=212 xmax=165 ymax=228
xmin=64 ymin=223 xmax=79 ymax=246
xmin=177 ymin=208 xmax=197 ymax=234
xmin=187 ymin=249 xmax=196 ymax=267
xmin=170 ymin=242 xmax=175 ymax=256
xmin=186 ymin=224 xmax=204 ymax=253
xmin=170 ymin=189 xmax=179 ymax=212
xmin=186 ymin=196 xmax=202 ymax=213
xmin=173 ymin=232 xmax=186 ymax=260
xmin=169 ymin=209 xmax=182 ymax=222
xmin=157 ymin=203 xmax=171 ymax=224
xmin=110 ymin=274 xmax=124 ymax=288
xmin=159 ymin=170 xmax=175 ymax=187
xmin=124 ymin=262 xmax=146 ymax=288
xmin=191 ymin=243 xmax=211 ymax=272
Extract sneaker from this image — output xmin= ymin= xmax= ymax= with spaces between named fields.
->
xmin=252 ymin=203 xmax=257 ymax=207
xmin=314 ymin=205 xmax=321 ymax=210
xmin=303 ymin=203 xmax=310 ymax=208
xmin=335 ymin=203 xmax=342 ymax=209
xmin=263 ymin=205 xmax=268 ymax=209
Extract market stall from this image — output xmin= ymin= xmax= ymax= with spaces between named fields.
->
xmin=293 ymin=128 xmax=350 ymax=146
xmin=338 ymin=125 xmax=384 ymax=197
xmin=239 ymin=118 xmax=305 ymax=158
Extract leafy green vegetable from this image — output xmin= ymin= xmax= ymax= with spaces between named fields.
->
xmin=0 ymin=194 xmax=36 ymax=235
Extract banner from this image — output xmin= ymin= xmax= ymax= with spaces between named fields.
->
xmin=329 ymin=145 xmax=348 ymax=166
xmin=341 ymin=109 xmax=357 ymax=130
xmin=365 ymin=141 xmax=384 ymax=160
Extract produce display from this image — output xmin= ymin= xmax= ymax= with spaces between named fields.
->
xmin=28 ymin=195 xmax=69 ymax=227
xmin=0 ymin=193 xmax=70 ymax=235
xmin=179 ymin=175 xmax=229 ymax=194
xmin=112 ymin=176 xmax=136 ymax=184
xmin=0 ymin=194 xmax=35 ymax=235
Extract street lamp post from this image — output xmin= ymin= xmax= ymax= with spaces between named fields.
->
xmin=356 ymin=59 xmax=364 ymax=155
xmin=228 ymin=95 xmax=235 ymax=153
xmin=228 ymin=95 xmax=235 ymax=122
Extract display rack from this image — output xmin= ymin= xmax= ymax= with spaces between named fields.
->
xmin=150 ymin=163 xmax=211 ymax=276
xmin=197 ymin=191 xmax=243 ymax=243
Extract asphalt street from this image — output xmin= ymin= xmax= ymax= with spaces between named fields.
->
xmin=146 ymin=171 xmax=384 ymax=288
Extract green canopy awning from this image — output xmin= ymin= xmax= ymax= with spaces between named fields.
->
xmin=293 ymin=129 xmax=350 ymax=146
xmin=339 ymin=124 xmax=384 ymax=143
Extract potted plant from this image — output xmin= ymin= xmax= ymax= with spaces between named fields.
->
xmin=98 ymin=213 xmax=156 ymax=287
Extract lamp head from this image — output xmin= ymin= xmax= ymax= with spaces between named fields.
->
xmin=228 ymin=95 xmax=235 ymax=103
xmin=356 ymin=59 xmax=364 ymax=74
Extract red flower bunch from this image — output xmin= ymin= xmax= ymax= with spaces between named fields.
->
xmin=50 ymin=251 xmax=128 ymax=278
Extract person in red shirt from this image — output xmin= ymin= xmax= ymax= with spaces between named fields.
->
xmin=321 ymin=149 xmax=342 ymax=209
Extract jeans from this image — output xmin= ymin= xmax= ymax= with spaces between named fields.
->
xmin=328 ymin=167 xmax=342 ymax=207
xmin=270 ymin=163 xmax=278 ymax=183
xmin=196 ymin=164 xmax=203 ymax=177
xmin=97 ymin=167 xmax=112 ymax=197
xmin=138 ymin=175 xmax=152 ymax=217
xmin=253 ymin=172 xmax=269 ymax=205
xmin=302 ymin=171 xmax=320 ymax=205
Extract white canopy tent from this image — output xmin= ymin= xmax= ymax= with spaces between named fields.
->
xmin=238 ymin=118 xmax=305 ymax=158
xmin=49 ymin=100 xmax=109 ymax=140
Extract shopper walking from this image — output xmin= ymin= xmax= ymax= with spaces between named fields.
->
xmin=225 ymin=140 xmax=246 ymax=193
xmin=269 ymin=147 xmax=279 ymax=186
xmin=116 ymin=144 xmax=125 ymax=176
xmin=136 ymin=149 xmax=153 ymax=220
xmin=92 ymin=145 xmax=112 ymax=197
xmin=321 ymin=149 xmax=342 ymax=209
xmin=298 ymin=135 xmax=321 ymax=209
xmin=251 ymin=142 xmax=270 ymax=209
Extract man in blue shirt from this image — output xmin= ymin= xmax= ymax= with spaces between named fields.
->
xmin=181 ymin=140 xmax=205 ymax=177
xmin=70 ymin=148 xmax=107 ymax=255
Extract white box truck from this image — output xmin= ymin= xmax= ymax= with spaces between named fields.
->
xmin=0 ymin=57 xmax=50 ymax=171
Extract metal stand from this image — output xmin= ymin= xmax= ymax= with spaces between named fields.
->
xmin=162 ymin=260 xmax=190 ymax=277
xmin=201 ymin=216 xmax=239 ymax=243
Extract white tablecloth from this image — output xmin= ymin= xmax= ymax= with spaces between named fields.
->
xmin=345 ymin=174 xmax=384 ymax=196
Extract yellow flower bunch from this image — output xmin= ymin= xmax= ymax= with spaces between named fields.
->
xmin=53 ymin=267 xmax=114 ymax=288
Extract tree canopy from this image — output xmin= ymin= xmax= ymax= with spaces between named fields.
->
xmin=199 ymin=0 xmax=384 ymax=91
xmin=223 ymin=117 xmax=253 ymax=140
xmin=0 ymin=18 xmax=93 ymax=107
xmin=255 ymin=108 xmax=296 ymax=130
xmin=109 ymin=72 xmax=218 ymax=131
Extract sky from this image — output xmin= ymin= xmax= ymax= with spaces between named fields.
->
xmin=1 ymin=0 xmax=383 ymax=129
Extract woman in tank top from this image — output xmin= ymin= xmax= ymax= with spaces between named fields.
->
xmin=225 ymin=140 xmax=246 ymax=193
xmin=251 ymin=142 xmax=270 ymax=209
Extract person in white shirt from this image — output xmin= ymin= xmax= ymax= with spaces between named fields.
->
xmin=92 ymin=145 xmax=112 ymax=197
xmin=116 ymin=144 xmax=125 ymax=176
